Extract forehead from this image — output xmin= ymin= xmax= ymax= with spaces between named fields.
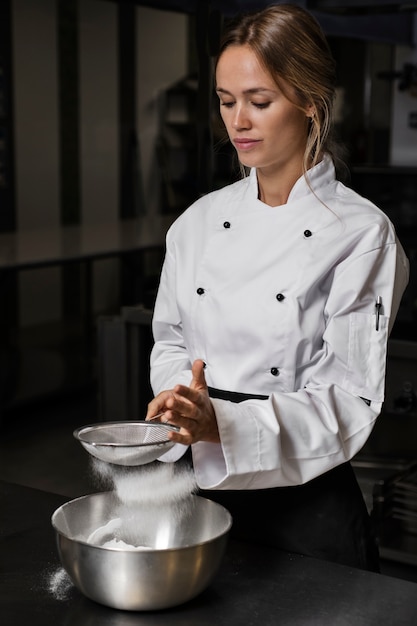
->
xmin=216 ymin=44 xmax=276 ymax=89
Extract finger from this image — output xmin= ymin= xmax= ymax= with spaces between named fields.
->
xmin=190 ymin=359 xmax=207 ymax=391
xmin=145 ymin=390 xmax=173 ymax=421
xmin=171 ymin=385 xmax=201 ymax=417
xmin=167 ymin=429 xmax=193 ymax=446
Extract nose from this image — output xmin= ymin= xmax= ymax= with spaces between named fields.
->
xmin=232 ymin=105 xmax=250 ymax=131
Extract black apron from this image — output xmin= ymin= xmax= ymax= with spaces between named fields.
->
xmin=193 ymin=387 xmax=380 ymax=573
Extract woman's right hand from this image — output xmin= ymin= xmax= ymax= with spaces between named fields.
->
xmin=145 ymin=359 xmax=220 ymax=445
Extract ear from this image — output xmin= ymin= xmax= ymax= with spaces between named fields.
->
xmin=305 ymin=103 xmax=316 ymax=119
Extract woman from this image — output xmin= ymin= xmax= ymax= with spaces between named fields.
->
xmin=146 ymin=4 xmax=409 ymax=570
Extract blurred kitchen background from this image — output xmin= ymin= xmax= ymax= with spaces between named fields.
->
xmin=0 ymin=0 xmax=417 ymax=580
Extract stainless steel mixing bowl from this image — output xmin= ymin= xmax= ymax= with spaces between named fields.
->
xmin=51 ymin=492 xmax=232 ymax=611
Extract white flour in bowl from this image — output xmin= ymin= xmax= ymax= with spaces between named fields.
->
xmin=100 ymin=538 xmax=153 ymax=550
xmin=88 ymin=460 xmax=198 ymax=549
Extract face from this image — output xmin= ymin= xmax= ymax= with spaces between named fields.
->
xmin=215 ymin=45 xmax=311 ymax=175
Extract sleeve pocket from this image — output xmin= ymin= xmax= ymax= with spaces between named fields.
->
xmin=345 ymin=312 xmax=389 ymax=403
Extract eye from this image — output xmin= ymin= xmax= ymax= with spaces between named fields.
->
xmin=253 ymin=102 xmax=270 ymax=109
xmin=220 ymin=101 xmax=234 ymax=108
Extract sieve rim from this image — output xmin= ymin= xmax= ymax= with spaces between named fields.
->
xmin=73 ymin=421 xmax=177 ymax=448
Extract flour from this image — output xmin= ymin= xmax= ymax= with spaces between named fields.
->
xmin=88 ymin=460 xmax=198 ymax=549
xmin=47 ymin=566 xmax=73 ymax=601
xmin=91 ymin=459 xmax=197 ymax=506
xmin=48 ymin=460 xmax=198 ymax=600
xmin=113 ymin=462 xmax=197 ymax=506
xmin=100 ymin=538 xmax=152 ymax=550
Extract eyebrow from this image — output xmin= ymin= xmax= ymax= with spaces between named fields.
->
xmin=215 ymin=87 xmax=275 ymax=96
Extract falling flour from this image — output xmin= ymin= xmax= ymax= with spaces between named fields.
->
xmin=88 ymin=460 xmax=198 ymax=550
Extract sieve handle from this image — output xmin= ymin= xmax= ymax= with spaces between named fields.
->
xmin=146 ymin=412 xmax=165 ymax=423
xmin=146 ymin=413 xmax=180 ymax=432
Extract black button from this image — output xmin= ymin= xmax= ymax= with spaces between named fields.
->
xmin=196 ymin=287 xmax=205 ymax=295
xmin=270 ymin=367 xmax=279 ymax=376
xmin=223 ymin=221 xmax=231 ymax=229
xmin=304 ymin=229 xmax=312 ymax=238
xmin=276 ymin=293 xmax=285 ymax=302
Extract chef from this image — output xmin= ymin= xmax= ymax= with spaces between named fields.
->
xmin=146 ymin=4 xmax=409 ymax=571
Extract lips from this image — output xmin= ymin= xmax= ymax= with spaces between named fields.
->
xmin=233 ymin=138 xmax=261 ymax=151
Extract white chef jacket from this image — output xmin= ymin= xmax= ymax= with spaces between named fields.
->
xmin=150 ymin=155 xmax=409 ymax=491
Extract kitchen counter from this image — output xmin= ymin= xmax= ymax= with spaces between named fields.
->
xmin=0 ymin=215 xmax=175 ymax=270
xmin=2 ymin=480 xmax=417 ymax=626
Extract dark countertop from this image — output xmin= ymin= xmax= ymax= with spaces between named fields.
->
xmin=2 ymin=480 xmax=417 ymax=626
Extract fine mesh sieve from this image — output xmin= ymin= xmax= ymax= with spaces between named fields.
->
xmin=74 ymin=421 xmax=179 ymax=466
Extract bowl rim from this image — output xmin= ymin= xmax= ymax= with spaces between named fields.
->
xmin=51 ymin=492 xmax=233 ymax=552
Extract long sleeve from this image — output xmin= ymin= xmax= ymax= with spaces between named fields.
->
xmin=150 ymin=242 xmax=193 ymax=393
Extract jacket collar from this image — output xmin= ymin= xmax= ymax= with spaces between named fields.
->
xmin=249 ymin=154 xmax=336 ymax=205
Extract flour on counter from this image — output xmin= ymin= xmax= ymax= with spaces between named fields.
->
xmin=47 ymin=566 xmax=73 ymax=601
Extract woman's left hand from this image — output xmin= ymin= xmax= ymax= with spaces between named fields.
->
xmin=146 ymin=359 xmax=220 ymax=445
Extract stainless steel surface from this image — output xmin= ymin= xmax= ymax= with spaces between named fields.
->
xmin=51 ymin=492 xmax=232 ymax=611
xmin=73 ymin=421 xmax=179 ymax=466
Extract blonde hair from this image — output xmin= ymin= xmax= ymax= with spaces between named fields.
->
xmin=216 ymin=4 xmax=342 ymax=178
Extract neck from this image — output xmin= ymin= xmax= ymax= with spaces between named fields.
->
xmin=257 ymin=162 xmax=305 ymax=207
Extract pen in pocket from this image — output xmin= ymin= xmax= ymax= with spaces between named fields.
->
xmin=375 ymin=296 xmax=382 ymax=331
